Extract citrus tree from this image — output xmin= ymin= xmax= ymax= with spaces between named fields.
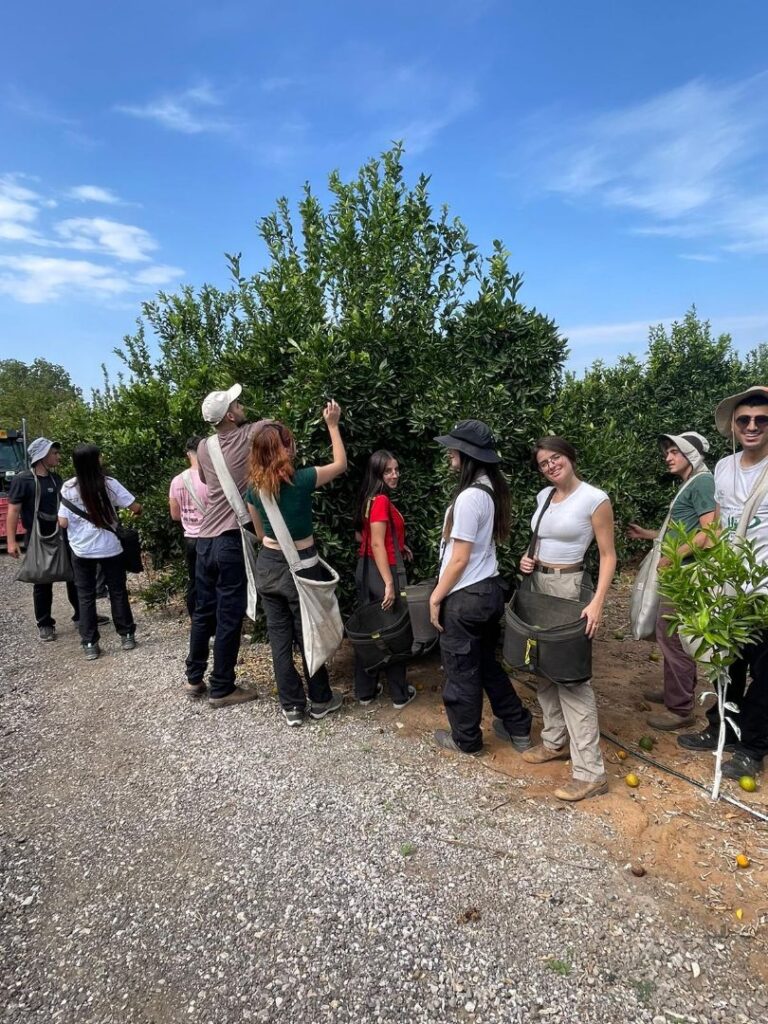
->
xmin=659 ymin=523 xmax=768 ymax=799
xmin=57 ymin=145 xmax=566 ymax=608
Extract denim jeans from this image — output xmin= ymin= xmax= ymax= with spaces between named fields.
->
xmin=71 ymin=553 xmax=134 ymax=645
xmin=255 ymin=545 xmax=333 ymax=711
xmin=353 ymin=556 xmax=409 ymax=703
xmin=440 ymin=577 xmax=532 ymax=753
xmin=186 ymin=533 xmax=247 ymax=699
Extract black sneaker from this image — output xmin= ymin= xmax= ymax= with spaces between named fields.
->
xmin=721 ymin=752 xmax=762 ymax=780
xmin=38 ymin=625 xmax=56 ymax=642
xmin=309 ymin=690 xmax=344 ymax=720
xmin=677 ymin=729 xmax=737 ymax=752
xmin=282 ymin=706 xmax=305 ymax=728
xmin=83 ymin=643 xmax=100 ymax=661
xmin=359 ymin=682 xmax=384 ymax=707
xmin=120 ymin=635 xmax=137 ymax=651
xmin=433 ymin=729 xmax=482 ymax=757
xmin=492 ymin=718 xmax=533 ymax=752
xmin=392 ymin=685 xmax=417 ymax=710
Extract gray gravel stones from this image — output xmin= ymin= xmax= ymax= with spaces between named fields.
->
xmin=1 ymin=557 xmax=766 ymax=1022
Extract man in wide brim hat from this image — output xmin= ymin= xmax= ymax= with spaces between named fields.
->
xmin=714 ymin=385 xmax=768 ymax=437
xmin=678 ymin=383 xmax=768 ymax=783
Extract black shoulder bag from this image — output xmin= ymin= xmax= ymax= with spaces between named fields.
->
xmin=60 ymin=495 xmax=143 ymax=574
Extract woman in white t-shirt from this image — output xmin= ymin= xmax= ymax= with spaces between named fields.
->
xmin=58 ymin=444 xmax=142 ymax=661
xmin=512 ymin=435 xmax=616 ymax=802
xmin=429 ymin=420 xmax=532 ymax=755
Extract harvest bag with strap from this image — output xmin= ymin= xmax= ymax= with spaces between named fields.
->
xmin=206 ymin=435 xmax=259 ymax=621
xmin=15 ymin=474 xmax=74 ymax=585
xmin=503 ymin=486 xmax=594 ymax=685
xmin=345 ymin=500 xmax=414 ymax=673
xmin=181 ymin=469 xmax=207 ymax=515
xmin=59 ymin=494 xmax=143 ymax=574
xmin=629 ymin=472 xmax=707 ymax=641
xmin=258 ymin=488 xmax=344 ymax=678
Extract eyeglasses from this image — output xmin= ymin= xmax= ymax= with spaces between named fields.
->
xmin=537 ymin=454 xmax=564 ymax=471
xmin=734 ymin=415 xmax=768 ymax=429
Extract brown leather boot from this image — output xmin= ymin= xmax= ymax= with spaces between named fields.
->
xmin=208 ymin=686 xmax=259 ymax=709
xmin=646 ymin=709 xmax=695 ymax=731
xmin=184 ymin=682 xmax=206 ymax=700
xmin=642 ymin=689 xmax=665 ymax=704
xmin=521 ymin=742 xmax=570 ymax=764
xmin=554 ymin=777 xmax=609 ymax=801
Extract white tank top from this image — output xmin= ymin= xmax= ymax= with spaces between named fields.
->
xmin=532 ymin=481 xmax=609 ymax=564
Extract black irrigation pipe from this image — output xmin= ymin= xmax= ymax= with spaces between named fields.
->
xmin=515 ymin=676 xmax=768 ymax=824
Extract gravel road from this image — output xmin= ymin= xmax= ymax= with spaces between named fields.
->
xmin=1 ymin=555 xmax=766 ymax=1023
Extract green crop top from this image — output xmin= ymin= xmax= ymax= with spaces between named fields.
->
xmin=245 ymin=466 xmax=318 ymax=540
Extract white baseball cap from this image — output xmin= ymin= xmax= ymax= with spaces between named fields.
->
xmin=201 ymin=383 xmax=242 ymax=425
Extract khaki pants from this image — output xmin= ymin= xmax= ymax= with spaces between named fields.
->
xmin=528 ymin=570 xmax=605 ymax=782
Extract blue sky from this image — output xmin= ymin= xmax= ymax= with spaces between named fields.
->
xmin=2 ymin=0 xmax=768 ymax=393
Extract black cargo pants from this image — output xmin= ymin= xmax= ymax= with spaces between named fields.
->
xmin=440 ymin=577 xmax=531 ymax=753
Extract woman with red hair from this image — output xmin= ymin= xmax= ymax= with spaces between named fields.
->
xmin=245 ymin=401 xmax=347 ymax=727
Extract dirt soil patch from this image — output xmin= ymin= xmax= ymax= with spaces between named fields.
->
xmin=241 ymin=575 xmax=768 ymax=966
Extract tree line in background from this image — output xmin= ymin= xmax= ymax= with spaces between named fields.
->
xmin=7 ymin=146 xmax=768 ymax=609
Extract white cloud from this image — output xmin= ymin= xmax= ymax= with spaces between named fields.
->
xmin=0 ymin=173 xmax=184 ymax=304
xmin=525 ymin=74 xmax=768 ymax=256
xmin=116 ymin=83 xmax=232 ymax=134
xmin=54 ymin=217 xmax=157 ymax=262
xmin=67 ymin=185 xmax=122 ymax=204
xmin=0 ymin=254 xmax=184 ymax=304
xmin=0 ymin=175 xmax=46 ymax=243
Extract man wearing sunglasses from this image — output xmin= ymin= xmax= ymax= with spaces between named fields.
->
xmin=678 ymin=386 xmax=768 ymax=782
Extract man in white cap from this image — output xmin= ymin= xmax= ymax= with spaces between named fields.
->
xmin=629 ymin=432 xmax=715 ymax=730
xmin=185 ymin=385 xmax=261 ymax=707
xmin=7 ymin=437 xmax=80 ymax=640
xmin=677 ymin=386 xmax=768 ymax=781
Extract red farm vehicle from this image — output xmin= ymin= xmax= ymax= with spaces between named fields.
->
xmin=0 ymin=426 xmax=28 ymax=550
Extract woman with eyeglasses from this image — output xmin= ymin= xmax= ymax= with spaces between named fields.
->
xmin=353 ymin=450 xmax=416 ymax=709
xmin=504 ymin=435 xmax=616 ymax=802
xmin=245 ymin=402 xmax=347 ymax=728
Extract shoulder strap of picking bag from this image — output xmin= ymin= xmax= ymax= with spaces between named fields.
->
xmin=258 ymin=489 xmax=303 ymax=571
xmin=207 ymin=435 xmax=251 ymax=526
xmin=735 ymin=460 xmax=768 ymax=541
xmin=181 ymin=469 xmax=207 ymax=514
xmin=527 ymin=487 xmax=556 ymax=559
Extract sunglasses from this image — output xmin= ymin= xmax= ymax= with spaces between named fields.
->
xmin=735 ymin=415 xmax=768 ymax=429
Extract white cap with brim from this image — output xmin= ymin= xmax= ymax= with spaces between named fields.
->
xmin=201 ymin=383 xmax=242 ymax=425
xmin=27 ymin=437 xmax=60 ymax=464
xmin=714 ymin=386 xmax=768 ymax=437
xmin=658 ymin=431 xmax=710 ymax=473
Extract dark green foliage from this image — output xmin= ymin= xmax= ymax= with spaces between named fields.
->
xmin=0 ymin=358 xmax=85 ymax=439
xmin=55 ymin=145 xmax=566 ymax=607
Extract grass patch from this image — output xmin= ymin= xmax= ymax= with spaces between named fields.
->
xmin=546 ymin=957 xmax=572 ymax=976
xmin=399 ymin=841 xmax=417 ymax=857
xmin=634 ymin=979 xmax=655 ymax=1004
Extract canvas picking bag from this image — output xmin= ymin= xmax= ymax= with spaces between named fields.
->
xmin=629 ymin=473 xmax=705 ymax=640
xmin=206 ymin=435 xmax=259 ymax=620
xmin=258 ymin=489 xmax=344 ymax=678
xmin=15 ymin=475 xmax=74 ymax=585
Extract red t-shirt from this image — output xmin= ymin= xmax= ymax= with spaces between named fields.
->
xmin=358 ymin=494 xmax=406 ymax=566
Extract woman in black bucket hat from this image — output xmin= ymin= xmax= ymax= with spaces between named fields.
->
xmin=430 ymin=420 xmax=532 ymax=756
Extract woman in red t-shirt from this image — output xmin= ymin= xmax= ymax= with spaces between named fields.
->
xmin=354 ymin=450 xmax=416 ymax=709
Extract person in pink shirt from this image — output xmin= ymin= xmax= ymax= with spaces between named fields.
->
xmin=169 ymin=436 xmax=209 ymax=617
